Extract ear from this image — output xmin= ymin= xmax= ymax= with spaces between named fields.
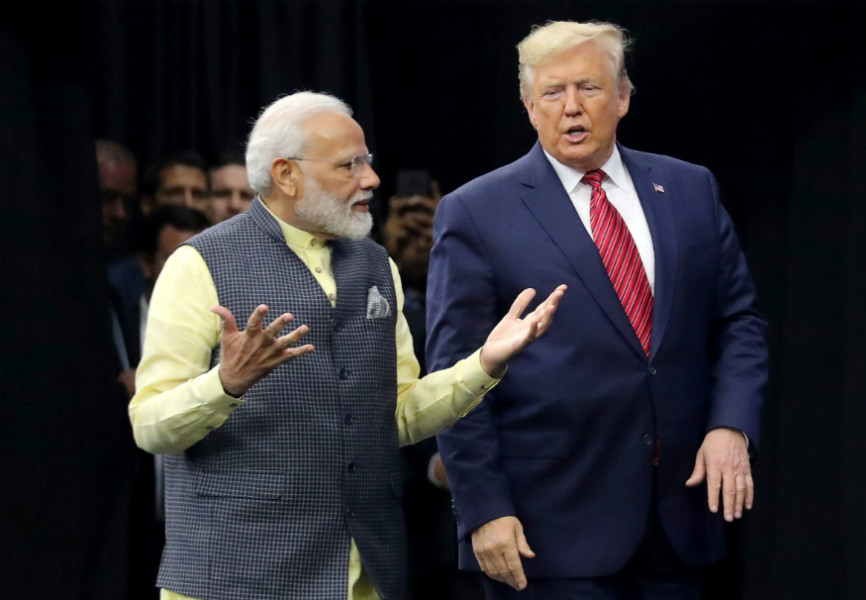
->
xmin=523 ymin=96 xmax=538 ymax=129
xmin=617 ymin=89 xmax=630 ymax=120
xmin=270 ymin=157 xmax=300 ymax=198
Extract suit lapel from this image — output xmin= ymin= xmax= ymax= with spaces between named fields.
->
xmin=519 ymin=143 xmax=646 ymax=360
xmin=619 ymin=144 xmax=678 ymax=359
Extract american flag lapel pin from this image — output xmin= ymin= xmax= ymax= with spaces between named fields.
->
xmin=652 ymin=182 xmax=665 ymax=193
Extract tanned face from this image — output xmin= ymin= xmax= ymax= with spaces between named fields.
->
xmin=523 ymin=42 xmax=630 ymax=171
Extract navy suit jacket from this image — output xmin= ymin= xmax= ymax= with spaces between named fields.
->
xmin=426 ymin=142 xmax=768 ymax=577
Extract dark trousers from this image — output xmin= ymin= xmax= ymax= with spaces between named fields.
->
xmin=481 ymin=507 xmax=703 ymax=600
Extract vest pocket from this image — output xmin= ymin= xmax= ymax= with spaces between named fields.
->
xmin=194 ymin=470 xmax=285 ymax=500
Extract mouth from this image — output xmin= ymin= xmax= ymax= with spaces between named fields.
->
xmin=351 ymin=194 xmax=372 ymax=212
xmin=564 ymin=125 xmax=589 ymax=143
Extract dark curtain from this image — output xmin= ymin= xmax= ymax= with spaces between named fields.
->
xmin=1 ymin=1 xmax=863 ymax=599
xmin=0 ymin=3 xmax=138 ymax=597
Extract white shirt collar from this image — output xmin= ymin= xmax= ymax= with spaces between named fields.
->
xmin=541 ymin=144 xmax=629 ymax=194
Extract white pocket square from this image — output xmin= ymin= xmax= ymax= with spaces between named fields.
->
xmin=366 ymin=286 xmax=392 ymax=319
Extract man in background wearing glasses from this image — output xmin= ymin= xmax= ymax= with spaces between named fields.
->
xmin=129 ymin=91 xmax=566 ymax=600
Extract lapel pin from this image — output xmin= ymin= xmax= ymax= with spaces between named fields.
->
xmin=652 ymin=182 xmax=665 ymax=193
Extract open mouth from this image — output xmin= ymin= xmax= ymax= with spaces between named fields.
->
xmin=351 ymin=196 xmax=372 ymax=211
xmin=565 ymin=126 xmax=588 ymax=142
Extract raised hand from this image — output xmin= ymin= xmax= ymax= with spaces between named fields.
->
xmin=480 ymin=285 xmax=567 ymax=378
xmin=212 ymin=304 xmax=315 ymax=397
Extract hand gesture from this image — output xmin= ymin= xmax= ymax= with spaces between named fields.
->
xmin=471 ymin=516 xmax=535 ymax=591
xmin=212 ymin=304 xmax=315 ymax=397
xmin=480 ymin=285 xmax=567 ymax=378
xmin=685 ymin=427 xmax=754 ymax=521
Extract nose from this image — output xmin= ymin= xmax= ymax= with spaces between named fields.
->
xmin=106 ymin=197 xmax=127 ymax=222
xmin=182 ymin=189 xmax=195 ymax=207
xmin=229 ymin=192 xmax=243 ymax=213
xmin=564 ymin=87 xmax=582 ymax=116
xmin=360 ymin=163 xmax=380 ymax=190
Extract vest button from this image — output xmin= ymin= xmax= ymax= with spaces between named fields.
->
xmin=339 ymin=368 xmax=350 ymax=380
xmin=347 ymin=461 xmax=356 ymax=472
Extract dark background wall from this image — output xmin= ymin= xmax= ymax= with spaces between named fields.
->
xmin=1 ymin=1 xmax=864 ymax=598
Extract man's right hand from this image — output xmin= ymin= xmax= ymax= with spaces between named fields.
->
xmin=471 ymin=515 xmax=535 ymax=591
xmin=212 ymin=304 xmax=315 ymax=398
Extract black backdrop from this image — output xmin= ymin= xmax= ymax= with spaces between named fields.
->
xmin=1 ymin=1 xmax=863 ymax=598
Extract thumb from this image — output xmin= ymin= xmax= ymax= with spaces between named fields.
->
xmin=515 ymin=522 xmax=535 ymax=559
xmin=685 ymin=451 xmax=706 ymax=487
xmin=211 ymin=305 xmax=239 ymax=334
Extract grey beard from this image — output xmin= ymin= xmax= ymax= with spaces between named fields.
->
xmin=295 ymin=175 xmax=373 ymax=240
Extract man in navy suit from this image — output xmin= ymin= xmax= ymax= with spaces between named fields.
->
xmin=426 ymin=21 xmax=768 ymax=599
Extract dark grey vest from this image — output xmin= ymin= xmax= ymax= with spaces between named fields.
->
xmin=158 ymin=199 xmax=405 ymax=600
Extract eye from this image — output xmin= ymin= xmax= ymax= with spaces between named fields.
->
xmin=542 ymin=88 xmax=563 ymax=99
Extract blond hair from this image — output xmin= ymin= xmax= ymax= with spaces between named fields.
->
xmin=517 ymin=20 xmax=633 ymax=101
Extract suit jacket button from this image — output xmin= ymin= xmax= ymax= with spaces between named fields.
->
xmin=642 ymin=433 xmax=654 ymax=446
xmin=648 ymin=366 xmax=658 ymax=376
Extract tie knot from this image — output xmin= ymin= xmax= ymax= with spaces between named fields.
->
xmin=582 ymin=169 xmax=606 ymax=189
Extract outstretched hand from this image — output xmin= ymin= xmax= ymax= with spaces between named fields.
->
xmin=212 ymin=304 xmax=315 ymax=397
xmin=480 ymin=285 xmax=567 ymax=378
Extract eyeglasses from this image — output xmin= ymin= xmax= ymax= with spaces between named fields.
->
xmin=286 ymin=152 xmax=374 ymax=177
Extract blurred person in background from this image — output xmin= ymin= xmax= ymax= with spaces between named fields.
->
xmin=141 ymin=151 xmax=209 ymax=215
xmin=208 ymin=152 xmax=255 ymax=223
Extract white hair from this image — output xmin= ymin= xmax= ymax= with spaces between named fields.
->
xmin=245 ymin=91 xmax=352 ymax=195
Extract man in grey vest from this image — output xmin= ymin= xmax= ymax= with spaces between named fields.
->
xmin=129 ymin=91 xmax=566 ymax=600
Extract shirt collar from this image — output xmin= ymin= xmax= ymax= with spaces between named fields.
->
xmin=541 ymin=144 xmax=629 ymax=194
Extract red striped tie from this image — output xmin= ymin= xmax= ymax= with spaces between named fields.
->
xmin=583 ymin=169 xmax=653 ymax=358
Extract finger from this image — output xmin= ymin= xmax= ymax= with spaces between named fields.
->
xmin=516 ymin=529 xmax=536 ymax=559
xmin=685 ymin=451 xmax=706 ymax=487
xmin=734 ymin=472 xmax=747 ymax=519
xmin=264 ymin=312 xmax=294 ymax=339
xmin=501 ymin=549 xmax=526 ymax=591
xmin=244 ymin=304 xmax=269 ymax=335
xmin=507 ymin=288 xmax=537 ymax=319
xmin=722 ymin=468 xmax=736 ymax=521
xmin=538 ymin=284 xmax=568 ymax=310
xmin=274 ymin=324 xmax=310 ymax=349
xmin=705 ymin=463 xmax=722 ymax=515
xmin=744 ymin=471 xmax=755 ymax=510
xmin=532 ymin=304 xmax=559 ymax=336
xmin=211 ymin=306 xmax=239 ymax=334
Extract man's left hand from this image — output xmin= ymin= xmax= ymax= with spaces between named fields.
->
xmin=685 ymin=427 xmax=753 ymax=522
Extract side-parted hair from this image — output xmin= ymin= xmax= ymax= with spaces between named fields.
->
xmin=245 ymin=91 xmax=352 ymax=195
xmin=142 ymin=150 xmax=208 ymax=197
xmin=517 ymin=20 xmax=633 ymax=101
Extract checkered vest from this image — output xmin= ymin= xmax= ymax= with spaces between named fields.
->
xmin=158 ymin=199 xmax=405 ymax=600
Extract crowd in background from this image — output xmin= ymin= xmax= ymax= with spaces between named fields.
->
xmin=96 ymin=140 xmax=481 ymax=600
